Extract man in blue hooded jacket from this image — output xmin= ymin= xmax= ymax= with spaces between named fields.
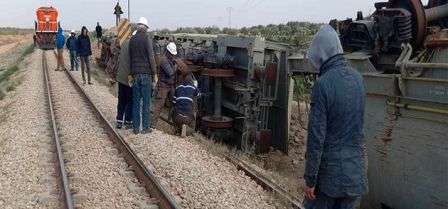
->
xmin=303 ymin=25 xmax=367 ymax=209
xmin=55 ymin=27 xmax=66 ymax=71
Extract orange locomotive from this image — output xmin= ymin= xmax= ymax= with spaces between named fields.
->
xmin=34 ymin=6 xmax=59 ymax=50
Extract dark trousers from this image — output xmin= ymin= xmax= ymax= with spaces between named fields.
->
xmin=116 ymin=83 xmax=133 ymax=124
xmin=132 ymin=74 xmax=152 ymax=131
xmin=174 ymin=111 xmax=193 ymax=135
xmin=304 ymin=192 xmax=359 ymax=209
xmin=69 ymin=50 xmax=79 ymax=71
xmin=152 ymin=83 xmax=171 ymax=127
xmin=80 ymin=56 xmax=91 ymax=83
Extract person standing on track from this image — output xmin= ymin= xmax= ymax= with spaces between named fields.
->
xmin=95 ymin=22 xmax=103 ymax=49
xmin=303 ymin=25 xmax=367 ymax=209
xmin=77 ymin=26 xmax=93 ymax=85
xmin=151 ymin=42 xmax=178 ymax=129
xmin=114 ymin=2 xmax=124 ymax=26
xmin=55 ymin=27 xmax=66 ymax=71
xmin=129 ymin=17 xmax=157 ymax=135
xmin=66 ymin=30 xmax=79 ymax=71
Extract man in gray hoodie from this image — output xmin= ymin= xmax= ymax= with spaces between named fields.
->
xmin=115 ymin=40 xmax=133 ymax=129
xmin=303 ymin=25 xmax=367 ymax=209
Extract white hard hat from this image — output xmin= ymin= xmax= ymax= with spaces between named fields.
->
xmin=166 ymin=42 xmax=177 ymax=55
xmin=138 ymin=17 xmax=149 ymax=28
xmin=70 ymin=30 xmax=75 ymax=33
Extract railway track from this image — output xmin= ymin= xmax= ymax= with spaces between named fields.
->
xmin=41 ymin=50 xmax=180 ymax=209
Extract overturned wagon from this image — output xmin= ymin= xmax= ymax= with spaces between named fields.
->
xmin=291 ymin=0 xmax=448 ymax=208
xmin=154 ymin=33 xmax=292 ymax=153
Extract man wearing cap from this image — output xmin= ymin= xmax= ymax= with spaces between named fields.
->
xmin=66 ymin=30 xmax=79 ymax=71
xmin=152 ymin=42 xmax=178 ymax=128
xmin=129 ymin=17 xmax=157 ymax=134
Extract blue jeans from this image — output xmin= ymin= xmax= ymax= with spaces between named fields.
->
xmin=69 ymin=50 xmax=79 ymax=70
xmin=132 ymin=74 xmax=152 ymax=131
xmin=304 ymin=192 xmax=359 ymax=209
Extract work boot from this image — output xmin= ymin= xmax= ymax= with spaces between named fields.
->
xmin=125 ymin=121 xmax=133 ymax=130
xmin=116 ymin=122 xmax=123 ymax=129
xmin=133 ymin=129 xmax=140 ymax=135
xmin=88 ymin=81 xmax=93 ymax=85
xmin=83 ymin=80 xmax=86 ymax=85
xmin=141 ymin=128 xmax=153 ymax=134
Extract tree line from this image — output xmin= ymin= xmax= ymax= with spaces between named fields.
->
xmin=157 ymin=21 xmax=322 ymax=49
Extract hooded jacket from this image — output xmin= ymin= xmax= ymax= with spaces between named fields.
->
xmin=304 ymin=25 xmax=367 ymax=198
xmin=56 ymin=28 xmax=65 ymax=49
xmin=77 ymin=27 xmax=92 ymax=57
xmin=308 ymin=25 xmax=344 ymax=73
xmin=66 ymin=34 xmax=77 ymax=51
xmin=128 ymin=28 xmax=157 ymax=76
xmin=116 ymin=40 xmax=131 ymax=86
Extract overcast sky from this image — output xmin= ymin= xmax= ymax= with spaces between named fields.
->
xmin=1 ymin=0 xmax=430 ymax=30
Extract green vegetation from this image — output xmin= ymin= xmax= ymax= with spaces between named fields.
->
xmin=158 ymin=21 xmax=322 ymax=49
xmin=0 ymin=44 xmax=35 ymax=99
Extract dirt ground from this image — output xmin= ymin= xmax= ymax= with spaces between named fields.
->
xmin=0 ymin=35 xmax=33 ymax=70
xmin=0 ymin=35 xmax=31 ymax=52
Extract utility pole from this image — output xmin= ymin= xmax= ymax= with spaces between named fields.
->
xmin=227 ymin=7 xmax=233 ymax=29
xmin=128 ymin=0 xmax=130 ymax=21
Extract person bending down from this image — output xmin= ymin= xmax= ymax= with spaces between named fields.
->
xmin=172 ymin=72 xmax=200 ymax=137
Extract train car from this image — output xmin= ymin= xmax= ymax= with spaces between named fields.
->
xmin=35 ymin=6 xmax=59 ymax=50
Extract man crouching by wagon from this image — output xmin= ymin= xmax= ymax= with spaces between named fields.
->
xmin=172 ymin=71 xmax=200 ymax=137
xmin=303 ymin=25 xmax=367 ymax=209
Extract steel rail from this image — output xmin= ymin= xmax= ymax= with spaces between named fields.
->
xmin=224 ymin=155 xmax=304 ymax=209
xmin=41 ymin=51 xmax=74 ymax=209
xmin=62 ymin=68 xmax=181 ymax=209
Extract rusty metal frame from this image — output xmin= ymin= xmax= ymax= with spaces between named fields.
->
xmin=42 ymin=51 xmax=74 ymax=209
xmin=60 ymin=65 xmax=181 ymax=209
xmin=390 ymin=0 xmax=427 ymax=48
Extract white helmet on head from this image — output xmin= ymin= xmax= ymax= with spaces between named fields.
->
xmin=70 ymin=30 xmax=75 ymax=34
xmin=138 ymin=17 xmax=149 ymax=28
xmin=166 ymin=42 xmax=177 ymax=55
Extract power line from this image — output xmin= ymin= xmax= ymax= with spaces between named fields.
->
xmin=251 ymin=0 xmax=267 ymax=9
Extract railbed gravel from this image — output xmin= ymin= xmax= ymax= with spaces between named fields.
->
xmin=66 ymin=55 xmax=285 ymax=209
xmin=0 ymin=50 xmax=59 ymax=209
xmin=47 ymin=52 xmax=154 ymax=209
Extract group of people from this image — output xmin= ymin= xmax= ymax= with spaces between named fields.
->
xmin=55 ymin=22 xmax=104 ymax=85
xmin=55 ymin=16 xmax=367 ymax=209
xmin=112 ymin=17 xmax=199 ymax=136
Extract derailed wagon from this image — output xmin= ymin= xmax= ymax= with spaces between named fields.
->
xmin=292 ymin=0 xmax=448 ymax=208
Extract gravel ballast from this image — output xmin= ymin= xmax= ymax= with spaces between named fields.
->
xmin=66 ymin=55 xmax=284 ymax=209
xmin=47 ymin=52 xmax=154 ymax=209
xmin=0 ymin=50 xmax=59 ymax=209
